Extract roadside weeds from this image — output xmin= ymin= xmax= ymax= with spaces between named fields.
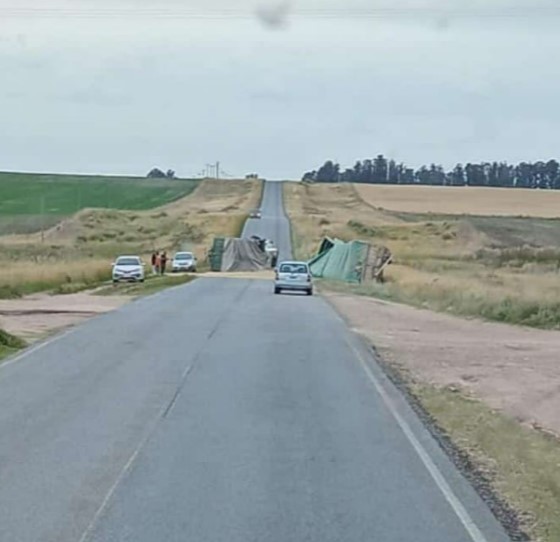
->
xmin=0 ymin=328 xmax=26 ymax=361
xmin=95 ymin=274 xmax=196 ymax=297
xmin=413 ymin=384 xmax=560 ymax=542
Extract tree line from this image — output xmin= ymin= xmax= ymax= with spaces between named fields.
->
xmin=302 ymin=156 xmax=560 ymax=189
xmin=147 ymin=168 xmax=176 ymax=179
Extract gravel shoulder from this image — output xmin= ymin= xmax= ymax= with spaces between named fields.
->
xmin=326 ymin=290 xmax=560 ymax=541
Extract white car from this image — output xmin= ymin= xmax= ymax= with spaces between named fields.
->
xmin=112 ymin=255 xmax=145 ymax=283
xmin=265 ymin=239 xmax=277 ymax=255
xmin=274 ymin=261 xmax=313 ymax=296
xmin=172 ymin=251 xmax=197 ymax=273
xmin=249 ymin=209 xmax=262 ymax=219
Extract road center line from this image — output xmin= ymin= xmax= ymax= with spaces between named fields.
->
xmin=347 ymin=338 xmax=489 ymax=542
xmin=77 ymin=279 xmax=253 ymax=542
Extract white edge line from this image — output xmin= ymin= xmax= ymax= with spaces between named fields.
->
xmin=348 ymin=339 xmax=489 ymax=542
xmin=0 ymin=327 xmax=77 ymax=371
xmin=0 ymin=298 xmax=140 ymax=372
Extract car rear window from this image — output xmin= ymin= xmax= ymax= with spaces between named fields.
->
xmin=279 ymin=264 xmax=308 ymax=274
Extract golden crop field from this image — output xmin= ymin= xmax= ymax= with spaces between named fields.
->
xmin=354 ymin=184 xmax=560 ymax=218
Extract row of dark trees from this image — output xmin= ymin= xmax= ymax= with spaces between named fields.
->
xmin=302 ymin=156 xmax=560 ymax=189
xmin=147 ymin=168 xmax=176 ymax=179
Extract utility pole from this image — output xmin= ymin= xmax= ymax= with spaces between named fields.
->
xmin=216 ymin=161 xmax=220 ymax=180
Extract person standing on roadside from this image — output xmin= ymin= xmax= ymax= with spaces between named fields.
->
xmin=160 ymin=251 xmax=168 ymax=275
xmin=155 ymin=251 xmax=161 ymax=275
xmin=151 ymin=251 xmax=158 ymax=275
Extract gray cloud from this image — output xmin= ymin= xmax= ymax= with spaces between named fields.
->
xmin=1 ymin=0 xmax=560 ymax=177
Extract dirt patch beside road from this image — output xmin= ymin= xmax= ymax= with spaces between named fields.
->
xmin=326 ymin=291 xmax=560 ymax=437
xmin=0 ymin=292 xmax=130 ymax=342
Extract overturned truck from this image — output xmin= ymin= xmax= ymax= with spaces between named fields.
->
xmin=209 ymin=237 xmax=275 ymax=272
xmin=308 ymin=237 xmax=392 ymax=284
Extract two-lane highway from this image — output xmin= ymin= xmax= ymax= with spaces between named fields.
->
xmin=242 ymin=181 xmax=292 ymax=261
xmin=0 ymin=182 xmax=511 ymax=542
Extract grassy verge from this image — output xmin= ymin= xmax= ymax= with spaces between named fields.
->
xmin=413 ymin=384 xmax=560 ymax=542
xmin=233 ymin=214 xmax=250 ymax=238
xmin=320 ymin=272 xmax=560 ymax=329
xmin=0 ymin=329 xmax=26 ymax=361
xmin=95 ymin=274 xmax=196 ymax=297
xmin=0 ymin=262 xmax=112 ymax=299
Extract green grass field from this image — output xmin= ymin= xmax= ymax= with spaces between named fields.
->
xmin=0 ymin=172 xmax=199 ymax=220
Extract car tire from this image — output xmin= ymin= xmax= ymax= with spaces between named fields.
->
xmin=274 ymin=288 xmax=281 ymax=295
xmin=307 ymin=289 xmax=313 ymax=296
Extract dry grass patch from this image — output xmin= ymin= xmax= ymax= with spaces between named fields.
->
xmin=328 ymin=264 xmax=560 ymax=328
xmin=0 ymin=179 xmax=261 ymax=297
xmin=285 ymin=182 xmax=560 ymax=328
xmin=285 ymin=182 xmax=400 ymax=259
xmin=416 ymin=385 xmax=560 ymax=542
xmin=355 ymin=184 xmax=560 ymax=218
xmin=0 ymin=259 xmax=111 ymax=298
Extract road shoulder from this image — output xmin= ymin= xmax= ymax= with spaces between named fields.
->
xmin=326 ymin=289 xmax=560 ymax=542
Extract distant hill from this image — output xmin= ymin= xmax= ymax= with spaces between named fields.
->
xmin=0 ymin=172 xmax=199 ymax=234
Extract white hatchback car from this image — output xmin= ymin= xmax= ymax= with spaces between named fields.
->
xmin=172 ymin=251 xmax=197 ymax=273
xmin=112 ymin=255 xmax=145 ymax=283
xmin=274 ymin=261 xmax=313 ymax=296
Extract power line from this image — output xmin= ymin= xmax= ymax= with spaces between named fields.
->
xmin=200 ymin=162 xmax=238 ymax=179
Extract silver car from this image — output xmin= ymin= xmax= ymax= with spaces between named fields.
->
xmin=112 ymin=255 xmax=145 ymax=283
xmin=172 ymin=251 xmax=197 ymax=273
xmin=274 ymin=261 xmax=313 ymax=296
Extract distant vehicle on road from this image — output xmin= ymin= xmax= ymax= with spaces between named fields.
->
xmin=249 ymin=209 xmax=262 ymax=219
xmin=172 ymin=251 xmax=197 ymax=273
xmin=112 ymin=255 xmax=145 ymax=283
xmin=274 ymin=261 xmax=313 ymax=296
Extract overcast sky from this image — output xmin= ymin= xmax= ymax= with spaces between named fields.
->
xmin=1 ymin=0 xmax=560 ymax=178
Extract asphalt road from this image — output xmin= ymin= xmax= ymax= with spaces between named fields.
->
xmin=0 ymin=182 xmax=511 ymax=542
xmin=242 ymin=181 xmax=293 ymax=261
